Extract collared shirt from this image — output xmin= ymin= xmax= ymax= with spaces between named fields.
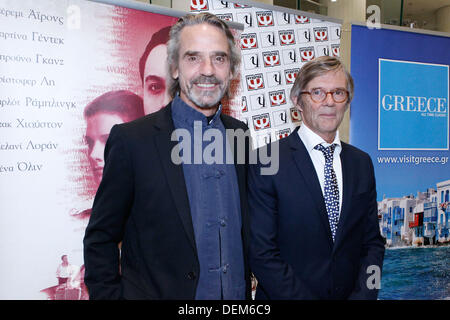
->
xmin=56 ymin=263 xmax=78 ymax=279
xmin=171 ymin=96 xmax=246 ymax=300
xmin=298 ymin=123 xmax=343 ymax=215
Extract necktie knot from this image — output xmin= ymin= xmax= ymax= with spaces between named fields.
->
xmin=314 ymin=144 xmax=336 ymax=162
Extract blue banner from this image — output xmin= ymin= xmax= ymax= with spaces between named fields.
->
xmin=350 ymin=24 xmax=450 ymax=300
xmin=379 ymin=59 xmax=448 ymax=150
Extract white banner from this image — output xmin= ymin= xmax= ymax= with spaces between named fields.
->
xmin=190 ymin=0 xmax=342 ymax=147
xmin=0 ymin=0 xmax=178 ymax=299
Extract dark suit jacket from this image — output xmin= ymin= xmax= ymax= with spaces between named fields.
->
xmin=83 ymin=102 xmax=252 ymax=299
xmin=248 ymin=127 xmax=385 ymax=300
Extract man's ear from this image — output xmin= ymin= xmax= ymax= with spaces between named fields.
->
xmin=171 ymin=67 xmax=179 ymax=80
xmin=292 ymin=96 xmax=303 ymax=112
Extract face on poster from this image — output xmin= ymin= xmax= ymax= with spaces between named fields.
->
xmin=0 ymin=0 xmax=177 ymax=299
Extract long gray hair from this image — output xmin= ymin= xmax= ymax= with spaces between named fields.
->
xmin=166 ymin=12 xmax=241 ymax=99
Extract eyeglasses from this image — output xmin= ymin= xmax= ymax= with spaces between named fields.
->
xmin=300 ymin=88 xmax=349 ymax=103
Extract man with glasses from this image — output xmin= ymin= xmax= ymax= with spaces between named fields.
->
xmin=248 ymin=56 xmax=385 ymax=299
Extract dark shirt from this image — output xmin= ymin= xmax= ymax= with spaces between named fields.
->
xmin=171 ymin=96 xmax=246 ymax=300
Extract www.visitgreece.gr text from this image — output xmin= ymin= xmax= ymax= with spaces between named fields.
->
xmin=377 ymin=155 xmax=448 ymax=165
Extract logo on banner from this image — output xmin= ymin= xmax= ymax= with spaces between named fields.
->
xmin=262 ymin=51 xmax=281 ymax=67
xmin=212 ymin=1 xmax=229 ymax=9
xmin=331 ymin=44 xmax=340 ymax=57
xmin=297 ymin=28 xmax=312 ymax=43
xmin=253 ymin=113 xmax=271 ymax=131
xmin=236 ymin=12 xmax=253 ymax=27
xmin=285 ymin=68 xmax=299 ymax=84
xmin=290 ymin=107 xmax=302 ymax=122
xmin=234 ymin=3 xmax=250 ymax=8
xmin=277 ymin=12 xmax=291 ymax=25
xmin=241 ymin=96 xmax=248 ymax=113
xmin=300 ymin=47 xmax=315 ymax=62
xmin=216 ymin=13 xmax=233 ymax=21
xmin=282 ymin=49 xmax=297 ymax=64
xmin=256 ymin=132 xmax=272 ymax=147
xmin=246 ymin=74 xmax=265 ymax=91
xmin=240 ymin=33 xmax=258 ymax=50
xmin=250 ymin=93 xmax=266 ymax=110
xmin=190 ymin=0 xmax=208 ymax=11
xmin=279 ymin=30 xmax=296 ymax=46
xmin=317 ymin=45 xmax=329 ymax=57
xmin=256 ymin=11 xmax=274 ymax=27
xmin=269 ymin=90 xmax=287 ymax=107
xmin=273 ymin=109 xmax=288 ymax=126
xmin=313 ymin=27 xmax=328 ymax=42
xmin=260 ymin=31 xmax=276 ymax=47
xmin=267 ymin=71 xmax=282 ymax=87
xmin=379 ymin=59 xmax=449 ymax=150
xmin=295 ymin=15 xmax=310 ymax=24
xmin=276 ymin=128 xmax=291 ymax=140
xmin=330 ymin=26 xmax=341 ymax=40
xmin=243 ymin=53 xmax=260 ymax=70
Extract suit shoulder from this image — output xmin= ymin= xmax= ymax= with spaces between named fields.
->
xmin=278 ymin=134 xmax=292 ymax=149
xmin=253 ymin=134 xmax=291 ymax=167
xmin=341 ymin=141 xmax=372 ymax=162
xmin=120 ymin=111 xmax=159 ymax=129
xmin=221 ymin=113 xmax=249 ymax=131
xmin=255 ymin=132 xmax=293 ymax=155
xmin=114 ymin=107 xmax=168 ymax=136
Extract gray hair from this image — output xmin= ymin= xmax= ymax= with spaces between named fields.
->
xmin=166 ymin=12 xmax=241 ymax=99
xmin=290 ymin=56 xmax=354 ymax=105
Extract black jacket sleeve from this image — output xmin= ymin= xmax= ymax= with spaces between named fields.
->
xmin=83 ymin=125 xmax=134 ymax=299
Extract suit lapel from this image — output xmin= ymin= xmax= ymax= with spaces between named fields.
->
xmin=153 ymin=104 xmax=197 ymax=254
xmin=288 ymin=130 xmax=333 ymax=247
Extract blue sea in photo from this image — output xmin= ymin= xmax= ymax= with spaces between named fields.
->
xmin=379 ymin=246 xmax=450 ymax=300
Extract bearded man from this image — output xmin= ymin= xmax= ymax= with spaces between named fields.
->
xmin=83 ymin=13 xmax=251 ymax=300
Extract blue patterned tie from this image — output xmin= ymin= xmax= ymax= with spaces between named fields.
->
xmin=314 ymin=144 xmax=340 ymax=241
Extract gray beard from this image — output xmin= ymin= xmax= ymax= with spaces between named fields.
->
xmin=185 ymin=79 xmax=230 ymax=109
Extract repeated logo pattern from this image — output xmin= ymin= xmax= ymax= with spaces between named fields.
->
xmin=191 ymin=0 xmax=342 ymax=147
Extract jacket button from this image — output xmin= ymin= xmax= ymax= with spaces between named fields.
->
xmin=187 ymin=272 xmax=196 ymax=280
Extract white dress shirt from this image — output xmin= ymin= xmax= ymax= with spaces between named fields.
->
xmin=298 ymin=124 xmax=343 ymax=215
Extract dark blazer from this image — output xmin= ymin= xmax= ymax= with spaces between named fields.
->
xmin=248 ymin=127 xmax=385 ymax=300
xmin=83 ymin=102 xmax=252 ymax=300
